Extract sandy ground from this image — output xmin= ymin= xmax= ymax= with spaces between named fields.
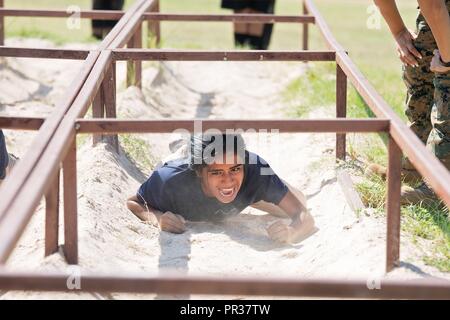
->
xmin=0 ymin=39 xmax=449 ymax=300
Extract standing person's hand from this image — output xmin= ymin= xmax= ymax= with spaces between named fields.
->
xmin=394 ymin=28 xmax=422 ymax=67
xmin=158 ymin=211 xmax=186 ymax=234
xmin=430 ymin=49 xmax=450 ymax=73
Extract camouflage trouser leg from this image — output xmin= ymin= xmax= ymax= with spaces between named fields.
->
xmin=428 ymin=71 xmax=450 ymax=170
xmin=426 ymin=1 xmax=450 ymax=171
xmin=402 ymin=12 xmax=446 ymax=171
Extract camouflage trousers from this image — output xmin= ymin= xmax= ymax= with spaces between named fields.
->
xmin=403 ymin=2 xmax=450 ymax=171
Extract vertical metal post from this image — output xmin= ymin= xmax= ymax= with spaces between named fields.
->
xmin=386 ymin=135 xmax=402 ymax=272
xmin=126 ymin=25 xmax=142 ymax=89
xmin=302 ymin=1 xmax=308 ymax=51
xmin=147 ymin=0 xmax=161 ymax=48
xmin=336 ymin=63 xmax=347 ymax=160
xmin=146 ymin=12 xmax=153 ymax=49
xmin=0 ymin=0 xmax=4 ymax=46
xmin=127 ymin=37 xmax=134 ymax=88
xmin=154 ymin=0 xmax=161 ymax=46
xmin=92 ymin=87 xmax=105 ymax=146
xmin=63 ymin=138 xmax=78 ymax=265
xmin=45 ymin=169 xmax=60 ymax=257
xmin=134 ymin=24 xmax=142 ymax=89
xmin=103 ymin=61 xmax=119 ymax=152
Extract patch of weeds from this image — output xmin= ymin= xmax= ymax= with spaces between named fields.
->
xmin=402 ymin=203 xmax=449 ymax=272
xmin=76 ymin=134 xmax=89 ymax=148
xmin=355 ymin=174 xmax=386 ymax=214
xmin=423 ymin=251 xmax=450 ymax=272
xmin=119 ymin=134 xmax=156 ymax=172
xmin=356 ymin=173 xmax=450 ymax=272
xmin=354 ymin=207 xmax=364 ymax=219
xmin=347 ymin=131 xmax=388 ymax=172
xmin=146 ymin=31 xmax=160 ymax=49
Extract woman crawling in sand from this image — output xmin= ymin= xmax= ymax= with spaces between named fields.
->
xmin=127 ymin=133 xmax=315 ymax=244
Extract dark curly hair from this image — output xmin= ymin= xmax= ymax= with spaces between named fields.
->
xmin=189 ymin=133 xmax=247 ymax=172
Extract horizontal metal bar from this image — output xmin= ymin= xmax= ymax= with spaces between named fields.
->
xmin=112 ymin=50 xmax=336 ymax=61
xmin=100 ymin=0 xmax=154 ymax=51
xmin=0 ymin=9 xmax=315 ymax=24
xmin=143 ymin=13 xmax=315 ymax=23
xmin=108 ymin=0 xmax=155 ymax=49
xmin=0 ymin=8 xmax=124 ymax=20
xmin=0 ymin=270 xmax=449 ymax=299
xmin=304 ymin=0 xmax=345 ymax=52
xmin=75 ymin=119 xmax=390 ymax=134
xmin=0 ymin=116 xmax=44 ymax=130
xmin=0 ymin=47 xmax=90 ymax=60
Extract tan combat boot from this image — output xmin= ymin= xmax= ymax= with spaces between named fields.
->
xmin=364 ymin=163 xmax=422 ymax=185
xmin=364 ymin=163 xmax=387 ymax=180
xmin=400 ymin=182 xmax=437 ymax=206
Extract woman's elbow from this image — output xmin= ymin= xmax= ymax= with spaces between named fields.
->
xmin=126 ymin=201 xmax=132 ymax=212
xmin=303 ymin=211 xmax=315 ymax=230
xmin=126 ymin=197 xmax=136 ymax=211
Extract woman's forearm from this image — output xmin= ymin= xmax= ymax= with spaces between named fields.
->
xmin=289 ymin=210 xmax=316 ymax=242
xmin=127 ymin=199 xmax=162 ymax=226
xmin=418 ymin=0 xmax=450 ymax=62
xmin=374 ymin=0 xmax=407 ymax=36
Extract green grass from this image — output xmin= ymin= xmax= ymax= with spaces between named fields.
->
xmin=355 ymin=175 xmax=387 ymax=214
xmin=76 ymin=134 xmax=90 ymax=148
xmin=119 ymin=134 xmax=156 ymax=172
xmin=403 ymin=204 xmax=449 ymax=272
xmin=282 ymin=62 xmax=336 ymax=117
xmin=278 ymin=1 xmax=449 ymax=272
xmin=3 ymin=0 xmax=138 ymax=43
xmin=356 ymin=174 xmax=450 ymax=272
xmin=284 ymin=62 xmax=449 ymax=272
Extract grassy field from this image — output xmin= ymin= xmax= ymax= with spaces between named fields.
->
xmin=3 ymin=0 xmax=448 ymax=271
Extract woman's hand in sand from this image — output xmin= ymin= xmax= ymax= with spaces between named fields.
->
xmin=267 ymin=220 xmax=292 ymax=243
xmin=267 ymin=211 xmax=316 ymax=244
xmin=158 ymin=211 xmax=186 ymax=234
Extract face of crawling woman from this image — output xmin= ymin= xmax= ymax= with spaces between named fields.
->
xmin=198 ymin=153 xmax=245 ymax=204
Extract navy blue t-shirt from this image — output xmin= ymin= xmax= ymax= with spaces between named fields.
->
xmin=0 ymin=130 xmax=9 ymax=180
xmin=137 ymin=151 xmax=288 ymax=221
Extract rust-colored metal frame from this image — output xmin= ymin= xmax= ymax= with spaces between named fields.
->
xmin=0 ymin=0 xmax=449 ymax=298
